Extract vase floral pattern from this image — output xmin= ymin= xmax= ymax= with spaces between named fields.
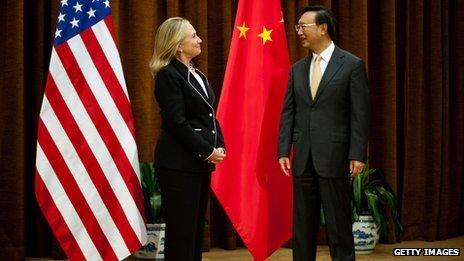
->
xmin=134 ymin=223 xmax=165 ymax=260
xmin=352 ymin=215 xmax=380 ymax=254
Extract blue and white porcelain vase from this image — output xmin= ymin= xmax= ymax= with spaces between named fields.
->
xmin=134 ymin=223 xmax=166 ymax=260
xmin=352 ymin=215 xmax=380 ymax=254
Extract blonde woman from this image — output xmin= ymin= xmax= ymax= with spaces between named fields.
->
xmin=150 ymin=17 xmax=226 ymax=261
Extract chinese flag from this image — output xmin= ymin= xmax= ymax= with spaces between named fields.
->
xmin=211 ymin=0 xmax=292 ymax=260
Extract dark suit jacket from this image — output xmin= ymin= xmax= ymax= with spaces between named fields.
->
xmin=154 ymin=59 xmax=225 ymax=172
xmin=278 ymin=46 xmax=370 ymax=177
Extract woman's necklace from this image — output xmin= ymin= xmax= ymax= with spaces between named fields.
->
xmin=188 ymin=63 xmax=196 ymax=73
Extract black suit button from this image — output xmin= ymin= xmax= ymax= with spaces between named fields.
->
xmin=212 ymin=130 xmax=216 ymax=134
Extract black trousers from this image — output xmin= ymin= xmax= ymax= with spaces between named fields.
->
xmin=293 ymin=156 xmax=355 ymax=261
xmin=157 ymin=168 xmax=211 ymax=261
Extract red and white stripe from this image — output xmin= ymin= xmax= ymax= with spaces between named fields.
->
xmin=35 ymin=17 xmax=146 ymax=261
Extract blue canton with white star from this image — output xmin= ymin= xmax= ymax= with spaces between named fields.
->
xmin=54 ymin=0 xmax=111 ymax=46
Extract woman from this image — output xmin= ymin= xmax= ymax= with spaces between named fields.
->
xmin=149 ymin=17 xmax=226 ymax=261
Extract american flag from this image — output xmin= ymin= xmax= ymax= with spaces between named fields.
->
xmin=35 ymin=0 xmax=147 ymax=260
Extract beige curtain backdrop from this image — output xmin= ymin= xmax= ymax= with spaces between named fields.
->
xmin=1 ymin=0 xmax=463 ymax=259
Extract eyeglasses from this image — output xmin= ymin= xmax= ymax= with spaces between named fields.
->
xmin=295 ymin=23 xmax=317 ymax=32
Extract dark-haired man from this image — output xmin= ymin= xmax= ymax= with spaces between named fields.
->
xmin=277 ymin=5 xmax=370 ymax=261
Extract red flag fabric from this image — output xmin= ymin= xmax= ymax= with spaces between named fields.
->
xmin=35 ymin=1 xmax=146 ymax=260
xmin=211 ymin=0 xmax=292 ymax=260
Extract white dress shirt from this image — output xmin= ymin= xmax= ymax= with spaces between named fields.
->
xmin=309 ymin=41 xmax=335 ymax=81
xmin=191 ymin=70 xmax=208 ymax=98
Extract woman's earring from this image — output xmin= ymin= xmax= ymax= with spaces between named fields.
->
xmin=179 ymin=49 xmax=183 ymax=53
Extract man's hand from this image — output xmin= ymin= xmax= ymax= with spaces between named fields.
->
xmin=349 ymin=160 xmax=365 ymax=177
xmin=206 ymin=148 xmax=226 ymax=164
xmin=278 ymin=157 xmax=292 ymax=176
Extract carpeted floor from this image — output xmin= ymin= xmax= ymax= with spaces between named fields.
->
xmin=202 ymin=236 xmax=464 ymax=261
xmin=26 ymin=235 xmax=463 ymax=260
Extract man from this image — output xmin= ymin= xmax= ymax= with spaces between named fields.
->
xmin=278 ymin=5 xmax=370 ymax=261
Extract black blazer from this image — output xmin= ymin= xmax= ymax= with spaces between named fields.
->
xmin=278 ymin=46 xmax=370 ymax=177
xmin=154 ymin=59 xmax=225 ymax=172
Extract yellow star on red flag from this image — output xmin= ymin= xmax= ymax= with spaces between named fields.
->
xmin=258 ymin=26 xmax=273 ymax=44
xmin=212 ymin=2 xmax=292 ymax=261
xmin=237 ymin=22 xmax=250 ymax=39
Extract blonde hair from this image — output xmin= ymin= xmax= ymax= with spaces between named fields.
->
xmin=149 ymin=17 xmax=191 ymax=77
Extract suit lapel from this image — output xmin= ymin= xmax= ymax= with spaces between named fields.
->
xmin=171 ymin=59 xmax=213 ymax=105
xmin=198 ymin=72 xmax=215 ymax=104
xmin=189 ymin=72 xmax=210 ymax=101
xmin=300 ymin=55 xmax=312 ymax=105
xmin=313 ymin=46 xmax=345 ymax=104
